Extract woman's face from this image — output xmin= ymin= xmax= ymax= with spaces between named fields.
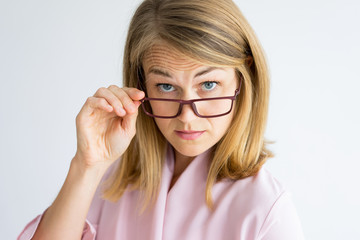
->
xmin=142 ymin=43 xmax=239 ymax=157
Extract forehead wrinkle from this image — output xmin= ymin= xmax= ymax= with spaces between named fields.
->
xmin=143 ymin=44 xmax=203 ymax=73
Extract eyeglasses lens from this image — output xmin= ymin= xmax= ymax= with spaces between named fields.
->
xmin=143 ymin=99 xmax=233 ymax=117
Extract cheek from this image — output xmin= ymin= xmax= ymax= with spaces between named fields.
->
xmin=154 ymin=118 xmax=171 ymax=134
xmin=146 ymin=86 xmax=157 ymax=98
xmin=150 ymin=101 xmax=168 ymax=116
xmin=209 ymin=112 xmax=235 ymax=136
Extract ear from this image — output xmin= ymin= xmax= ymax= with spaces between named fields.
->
xmin=245 ymin=56 xmax=253 ymax=68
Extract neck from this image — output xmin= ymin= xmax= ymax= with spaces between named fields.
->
xmin=173 ymin=150 xmax=195 ymax=178
xmin=168 ymin=150 xmax=195 ymax=190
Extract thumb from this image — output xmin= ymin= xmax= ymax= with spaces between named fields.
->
xmin=121 ymin=101 xmax=141 ymax=135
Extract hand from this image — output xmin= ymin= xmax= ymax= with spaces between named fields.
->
xmin=73 ymin=85 xmax=145 ymax=171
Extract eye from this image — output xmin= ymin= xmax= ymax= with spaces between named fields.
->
xmin=201 ymin=81 xmax=218 ymax=91
xmin=157 ymin=83 xmax=175 ymax=92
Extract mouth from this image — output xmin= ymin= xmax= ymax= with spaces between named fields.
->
xmin=174 ymin=130 xmax=206 ymax=140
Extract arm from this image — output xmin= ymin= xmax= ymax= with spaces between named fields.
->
xmin=257 ymin=192 xmax=305 ymax=240
xmin=22 ymin=86 xmax=144 ymax=240
xmin=31 ymin=157 xmax=107 ymax=240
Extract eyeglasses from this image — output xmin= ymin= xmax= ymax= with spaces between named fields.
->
xmin=137 ymin=72 xmax=242 ymax=119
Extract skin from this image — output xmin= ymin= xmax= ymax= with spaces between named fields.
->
xmin=31 ymin=85 xmax=145 ymax=240
xmin=143 ymin=44 xmax=239 ymax=187
xmin=31 ymin=43 xmax=238 ymax=240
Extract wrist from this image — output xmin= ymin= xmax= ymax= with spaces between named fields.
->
xmin=69 ymin=155 xmax=109 ymax=187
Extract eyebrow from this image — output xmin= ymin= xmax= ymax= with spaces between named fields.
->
xmin=148 ymin=67 xmax=222 ymax=79
xmin=194 ymin=67 xmax=220 ymax=78
xmin=148 ymin=68 xmax=172 ymax=78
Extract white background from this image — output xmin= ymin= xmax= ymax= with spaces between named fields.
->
xmin=1 ymin=0 xmax=359 ymax=239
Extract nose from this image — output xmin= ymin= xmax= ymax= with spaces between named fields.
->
xmin=177 ymin=102 xmax=198 ymax=122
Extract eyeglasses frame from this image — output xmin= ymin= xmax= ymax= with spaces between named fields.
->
xmin=137 ymin=69 xmax=242 ymax=119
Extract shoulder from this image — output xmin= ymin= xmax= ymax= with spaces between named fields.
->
xmin=213 ymin=168 xmax=304 ymax=239
xmin=248 ymin=167 xmax=285 ymax=205
xmin=215 ymin=167 xmax=285 ymax=207
xmin=213 ymin=167 xmax=285 ymax=216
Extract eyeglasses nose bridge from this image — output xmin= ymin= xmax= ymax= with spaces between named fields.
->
xmin=177 ymin=101 xmax=199 ymax=117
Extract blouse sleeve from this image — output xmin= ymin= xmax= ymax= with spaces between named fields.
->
xmin=17 ymin=208 xmax=97 ymax=240
xmin=257 ymin=191 xmax=305 ymax=240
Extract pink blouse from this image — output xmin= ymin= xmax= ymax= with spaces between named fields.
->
xmin=18 ymin=146 xmax=304 ymax=240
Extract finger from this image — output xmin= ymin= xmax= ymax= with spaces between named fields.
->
xmin=88 ymin=97 xmax=114 ymax=112
xmin=108 ymin=86 xmax=144 ymax=114
xmin=122 ymin=87 xmax=145 ymax=101
xmin=121 ymin=106 xmax=139 ymax=136
xmin=94 ymin=87 xmax=127 ymax=116
xmin=77 ymin=97 xmax=114 ymax=123
xmin=133 ymin=100 xmax=142 ymax=108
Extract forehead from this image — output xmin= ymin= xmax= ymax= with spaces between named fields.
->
xmin=142 ymin=43 xmax=204 ymax=73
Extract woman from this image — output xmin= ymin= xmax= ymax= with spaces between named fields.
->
xmin=18 ymin=0 xmax=304 ymax=239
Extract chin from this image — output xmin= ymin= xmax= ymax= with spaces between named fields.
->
xmin=171 ymin=142 xmax=210 ymax=157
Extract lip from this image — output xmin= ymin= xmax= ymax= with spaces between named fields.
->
xmin=174 ymin=130 xmax=205 ymax=140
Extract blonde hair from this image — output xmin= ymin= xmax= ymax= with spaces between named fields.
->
xmin=103 ymin=0 xmax=273 ymax=210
